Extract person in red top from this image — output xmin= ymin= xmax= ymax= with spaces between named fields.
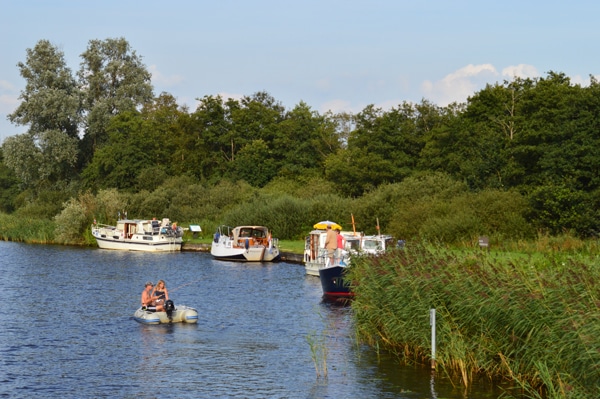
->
xmin=336 ymin=229 xmax=345 ymax=258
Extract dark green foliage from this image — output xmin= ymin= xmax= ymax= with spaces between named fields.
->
xmin=0 ymin=149 xmax=19 ymax=213
xmin=13 ymin=189 xmax=71 ymax=219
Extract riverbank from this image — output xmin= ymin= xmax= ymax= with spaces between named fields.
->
xmin=181 ymin=242 xmax=304 ymax=264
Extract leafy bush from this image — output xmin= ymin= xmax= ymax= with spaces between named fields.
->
xmin=54 ymin=198 xmax=88 ymax=244
xmin=95 ymin=188 xmax=127 ymax=224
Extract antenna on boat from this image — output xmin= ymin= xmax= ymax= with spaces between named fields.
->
xmin=376 ymin=218 xmax=380 ymax=237
xmin=351 ymin=213 xmax=357 ymax=236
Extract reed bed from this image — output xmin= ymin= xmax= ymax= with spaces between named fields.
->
xmin=348 ymin=244 xmax=600 ymax=398
xmin=0 ymin=213 xmax=54 ymax=244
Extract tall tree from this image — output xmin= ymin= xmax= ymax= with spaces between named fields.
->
xmin=327 ymin=102 xmax=432 ymax=196
xmin=78 ymin=37 xmax=154 ymax=163
xmin=275 ymin=102 xmax=336 ymax=178
xmin=229 ymin=92 xmax=285 ymax=185
xmin=188 ymin=95 xmax=235 ymax=183
xmin=0 ymin=148 xmax=19 ymax=212
xmin=4 ymin=40 xmax=80 ymax=191
xmin=8 ymin=39 xmax=81 ymax=138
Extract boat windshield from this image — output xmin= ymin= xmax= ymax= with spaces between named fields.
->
xmin=363 ymin=239 xmax=383 ymax=251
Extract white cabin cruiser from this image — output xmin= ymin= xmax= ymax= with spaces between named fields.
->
xmin=211 ymin=225 xmax=280 ymax=262
xmin=92 ymin=218 xmax=183 ymax=252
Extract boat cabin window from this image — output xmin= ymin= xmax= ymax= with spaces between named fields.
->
xmin=239 ymin=229 xmax=252 ymax=237
xmin=346 ymin=238 xmax=361 ymax=251
xmin=363 ymin=240 xmax=382 ymax=251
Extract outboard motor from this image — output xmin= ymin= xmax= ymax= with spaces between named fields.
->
xmin=165 ymin=299 xmax=175 ymax=321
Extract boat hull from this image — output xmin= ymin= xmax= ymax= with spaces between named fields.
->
xmin=133 ymin=305 xmax=198 ymax=324
xmin=210 ymin=245 xmax=280 ymax=262
xmin=319 ymin=265 xmax=354 ymax=299
xmin=93 ymin=234 xmax=182 ymax=252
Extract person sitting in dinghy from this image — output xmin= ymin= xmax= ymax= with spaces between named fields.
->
xmin=151 ymin=279 xmax=169 ymax=310
xmin=141 ymin=281 xmax=165 ymax=312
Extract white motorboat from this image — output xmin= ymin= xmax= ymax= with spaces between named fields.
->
xmin=304 ymin=228 xmax=360 ymax=276
xmin=133 ymin=301 xmax=198 ymax=324
xmin=210 ymin=225 xmax=280 ymax=262
xmin=92 ymin=218 xmax=183 ymax=252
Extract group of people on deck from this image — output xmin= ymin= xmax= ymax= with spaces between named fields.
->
xmin=324 ymin=224 xmax=346 ymax=266
xmin=141 ymin=280 xmax=169 ymax=311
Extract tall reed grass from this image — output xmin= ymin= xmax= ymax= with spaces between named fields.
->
xmin=0 ymin=213 xmax=54 ymax=243
xmin=348 ymin=244 xmax=600 ymax=398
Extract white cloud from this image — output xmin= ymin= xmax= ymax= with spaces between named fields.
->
xmin=216 ymin=92 xmax=244 ymax=102
xmin=421 ymin=63 xmax=498 ymax=106
xmin=148 ymin=65 xmax=184 ymax=88
xmin=320 ymin=99 xmax=361 ymax=114
xmin=501 ymin=64 xmax=539 ymax=79
xmin=420 ymin=63 xmax=544 ymax=106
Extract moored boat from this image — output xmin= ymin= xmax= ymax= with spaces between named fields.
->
xmin=318 ymin=261 xmax=354 ymax=301
xmin=92 ymin=217 xmax=183 ymax=252
xmin=210 ymin=225 xmax=280 ymax=262
xmin=304 ymin=229 xmax=360 ymax=276
xmin=313 ymin=219 xmax=396 ymax=300
xmin=133 ymin=301 xmax=198 ymax=324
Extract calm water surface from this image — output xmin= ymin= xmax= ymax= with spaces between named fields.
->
xmin=0 ymin=241 xmax=506 ymax=398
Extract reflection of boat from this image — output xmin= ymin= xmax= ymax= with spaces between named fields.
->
xmin=133 ymin=301 xmax=198 ymax=324
xmin=210 ymin=225 xmax=280 ymax=262
xmin=92 ymin=218 xmax=183 ymax=252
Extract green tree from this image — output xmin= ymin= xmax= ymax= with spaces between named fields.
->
xmin=275 ymin=102 xmax=337 ymax=179
xmin=3 ymin=40 xmax=81 ymax=193
xmin=8 ymin=40 xmax=81 ymax=138
xmin=80 ymin=111 xmax=149 ymax=190
xmin=228 ymin=92 xmax=285 ymax=184
xmin=78 ymin=37 xmax=154 ymax=164
xmin=327 ymin=102 xmax=434 ymax=196
xmin=0 ymin=148 xmax=19 ymax=213
xmin=187 ymin=95 xmax=234 ymax=183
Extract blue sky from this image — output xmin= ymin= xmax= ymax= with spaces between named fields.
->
xmin=2 ymin=0 xmax=599 ymax=143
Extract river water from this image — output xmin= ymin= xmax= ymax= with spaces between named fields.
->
xmin=0 ymin=241 xmax=508 ymax=398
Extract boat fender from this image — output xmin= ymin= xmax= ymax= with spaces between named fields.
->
xmin=245 ymin=238 xmax=249 ymax=250
xmin=165 ymin=299 xmax=175 ymax=321
xmin=214 ymin=232 xmax=220 ymax=243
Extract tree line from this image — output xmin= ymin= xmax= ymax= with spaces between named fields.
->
xmin=1 ymin=38 xmax=599 ymax=241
